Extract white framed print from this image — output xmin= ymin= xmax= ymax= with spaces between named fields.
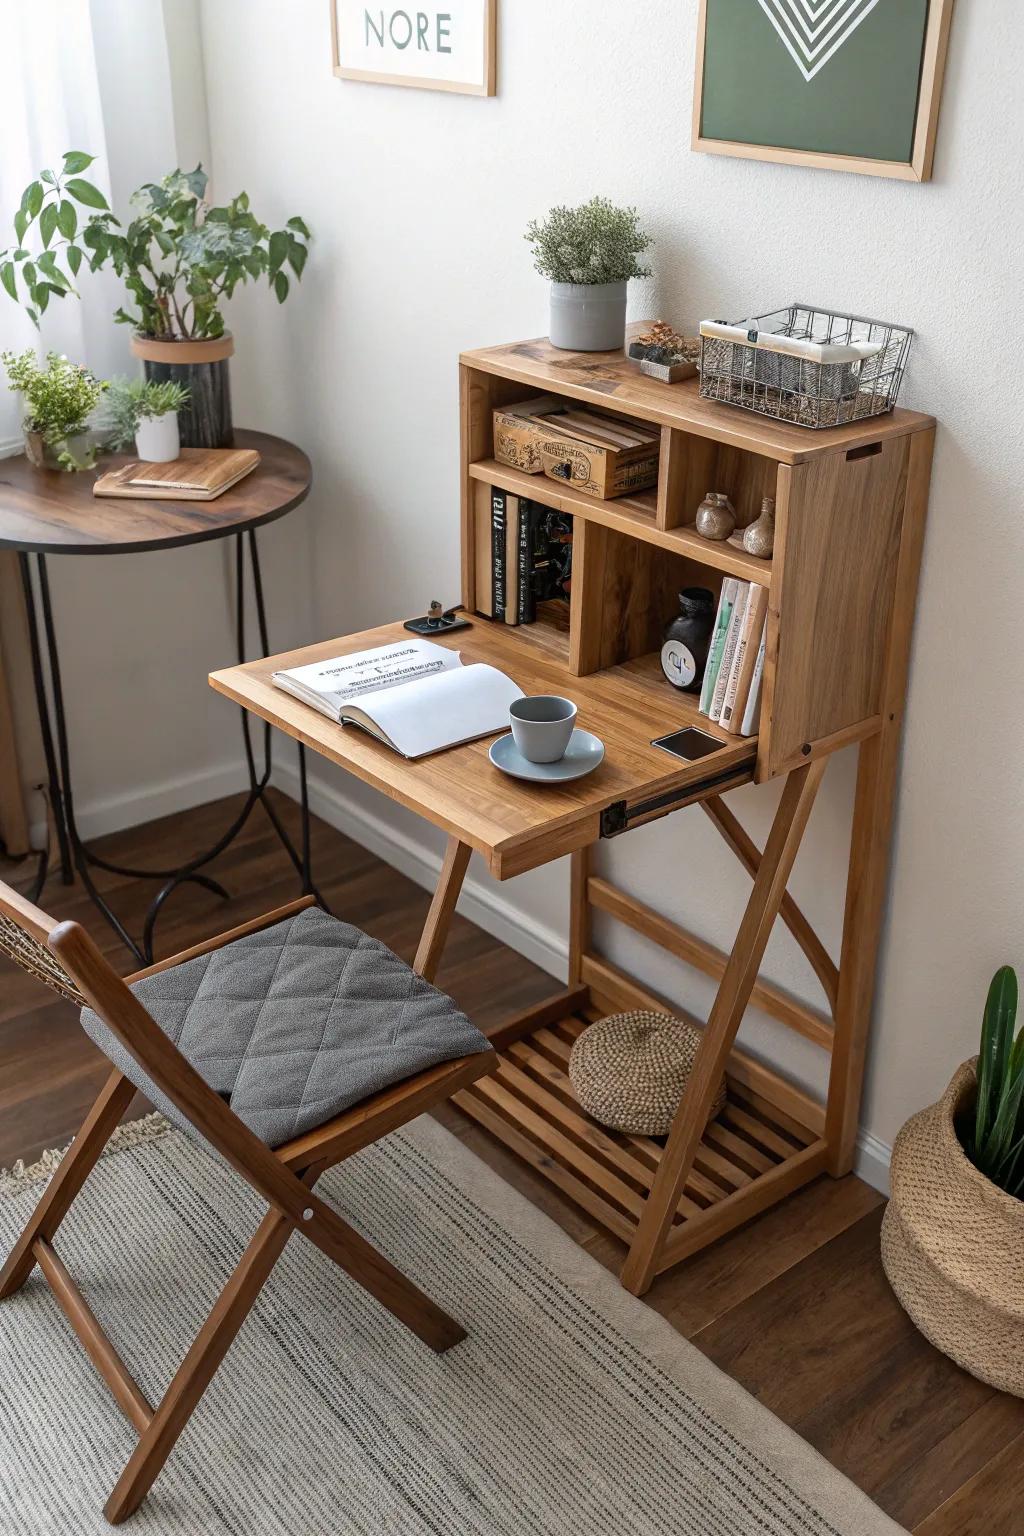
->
xmin=331 ymin=1 xmax=497 ymax=96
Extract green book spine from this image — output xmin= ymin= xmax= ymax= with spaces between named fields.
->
xmin=700 ymin=578 xmax=737 ymax=716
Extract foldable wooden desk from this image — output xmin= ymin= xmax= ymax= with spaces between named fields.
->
xmin=211 ymin=331 xmax=935 ymax=1296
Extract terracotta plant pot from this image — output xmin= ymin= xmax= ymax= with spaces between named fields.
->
xmin=881 ymin=1060 xmax=1024 ymax=1395
xmin=130 ymin=333 xmax=234 ymax=450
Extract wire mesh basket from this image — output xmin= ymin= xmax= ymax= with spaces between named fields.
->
xmin=699 ymin=304 xmax=914 ymax=430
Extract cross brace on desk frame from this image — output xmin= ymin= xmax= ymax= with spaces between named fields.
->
xmin=423 ymin=731 xmax=884 ymax=1295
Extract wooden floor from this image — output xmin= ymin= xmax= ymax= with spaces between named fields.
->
xmin=1 ymin=791 xmax=1018 ymax=1533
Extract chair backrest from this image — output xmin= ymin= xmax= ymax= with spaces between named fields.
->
xmin=0 ymin=880 xmax=84 ymax=1006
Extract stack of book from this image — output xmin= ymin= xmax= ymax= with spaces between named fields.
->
xmin=475 ymin=488 xmax=573 ymax=625
xmin=699 ymin=579 xmax=768 ymax=737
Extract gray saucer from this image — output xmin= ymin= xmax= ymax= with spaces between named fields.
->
xmin=489 ymin=729 xmax=605 ymax=783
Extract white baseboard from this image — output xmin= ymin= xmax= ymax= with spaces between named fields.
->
xmin=854 ymin=1129 xmax=892 ymax=1196
xmin=28 ymin=760 xmax=249 ymax=848
xmin=278 ymin=763 xmax=567 ymax=983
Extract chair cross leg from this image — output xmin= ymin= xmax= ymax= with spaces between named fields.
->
xmin=0 ymin=1069 xmax=135 ymax=1300
xmin=620 ymin=760 xmax=827 ymax=1297
xmin=105 ymin=1165 xmax=465 ymax=1524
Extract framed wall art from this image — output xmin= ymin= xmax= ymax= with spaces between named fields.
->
xmin=330 ymin=0 xmax=497 ymax=96
xmin=692 ymin=0 xmax=955 ymax=181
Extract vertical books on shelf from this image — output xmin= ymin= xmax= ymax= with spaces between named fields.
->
xmin=475 ymin=488 xmax=573 ymax=625
xmin=701 ymin=578 xmax=768 ymax=737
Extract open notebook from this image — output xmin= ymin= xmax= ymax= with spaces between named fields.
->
xmin=272 ymin=639 xmax=524 ymax=759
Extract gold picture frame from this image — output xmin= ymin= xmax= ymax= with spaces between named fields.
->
xmin=692 ymin=0 xmax=955 ymax=182
xmin=331 ymin=0 xmax=497 ymax=97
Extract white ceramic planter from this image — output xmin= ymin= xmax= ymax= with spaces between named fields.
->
xmin=135 ymin=412 xmax=180 ymax=463
xmin=549 ymin=281 xmax=628 ymax=352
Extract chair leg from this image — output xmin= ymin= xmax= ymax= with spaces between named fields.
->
xmin=105 ymin=1177 xmax=466 ymax=1523
xmin=0 ymin=1069 xmax=135 ymax=1300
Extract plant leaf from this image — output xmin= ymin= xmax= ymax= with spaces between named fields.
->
xmin=39 ymin=203 xmax=59 ymax=250
xmin=268 ymin=230 xmax=288 ymax=277
xmin=22 ymin=181 xmax=44 ymax=218
xmin=0 ymin=261 xmax=16 ymax=302
xmin=286 ymin=235 xmax=307 ymax=279
xmin=286 ymin=216 xmax=311 ymax=239
xmin=14 ymin=209 xmax=27 ymax=245
xmin=65 ymin=178 xmax=109 ymax=211
xmin=273 ymin=270 xmax=289 ymax=303
xmin=62 ymin=150 xmax=95 ymax=174
xmin=976 ymin=966 xmax=1017 ymax=1150
xmin=41 ymin=170 xmax=57 ymax=187
xmin=67 ymin=245 xmax=83 ymax=277
xmin=981 ymin=1048 xmax=1024 ymax=1169
xmin=57 ymin=199 xmax=77 ymax=239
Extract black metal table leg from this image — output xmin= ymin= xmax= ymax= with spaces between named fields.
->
xmin=23 ymin=530 xmax=320 ymax=964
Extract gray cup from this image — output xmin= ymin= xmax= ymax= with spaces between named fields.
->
xmin=510 ymin=695 xmax=578 ymax=764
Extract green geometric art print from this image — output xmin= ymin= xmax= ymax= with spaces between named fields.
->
xmin=694 ymin=0 xmax=953 ymax=179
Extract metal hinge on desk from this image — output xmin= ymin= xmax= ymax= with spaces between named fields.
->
xmin=601 ymin=762 xmax=753 ymax=838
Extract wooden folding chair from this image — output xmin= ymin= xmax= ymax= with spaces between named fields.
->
xmin=0 ymin=882 xmax=496 ymax=1523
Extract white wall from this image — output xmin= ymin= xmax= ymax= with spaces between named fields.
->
xmin=24 ymin=0 xmax=1020 ymax=1167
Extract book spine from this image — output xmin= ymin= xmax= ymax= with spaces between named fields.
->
xmin=740 ymin=622 xmax=768 ymax=737
xmin=505 ymin=495 xmax=520 ymax=626
xmin=724 ymin=585 xmax=769 ymax=735
xmin=699 ymin=578 xmax=738 ymax=716
xmin=491 ymin=488 xmax=507 ymax=621
xmin=711 ymin=582 xmax=748 ymax=722
xmin=518 ymin=501 xmax=535 ymax=624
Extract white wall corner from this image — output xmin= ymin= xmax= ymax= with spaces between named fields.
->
xmin=854 ymin=1129 xmax=892 ymax=1197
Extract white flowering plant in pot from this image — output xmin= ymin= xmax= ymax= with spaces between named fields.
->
xmin=525 ymin=196 xmax=652 ymax=353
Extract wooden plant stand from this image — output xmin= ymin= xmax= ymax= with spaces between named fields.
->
xmin=449 ymin=331 xmax=935 ymax=1296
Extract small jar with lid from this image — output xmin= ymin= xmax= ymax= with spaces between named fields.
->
xmin=661 ymin=588 xmax=716 ymax=692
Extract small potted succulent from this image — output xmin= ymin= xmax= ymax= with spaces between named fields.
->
xmin=104 ymin=376 xmax=190 ymax=462
xmin=0 ymin=152 xmax=311 ymax=448
xmin=525 ymin=196 xmax=652 ymax=353
xmin=2 ymin=348 xmax=105 ymax=471
xmin=882 ymin=966 xmax=1024 ymax=1394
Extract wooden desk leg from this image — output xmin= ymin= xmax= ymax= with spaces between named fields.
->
xmin=414 ymin=836 xmax=472 ymax=983
xmin=620 ymin=760 xmax=827 ymax=1297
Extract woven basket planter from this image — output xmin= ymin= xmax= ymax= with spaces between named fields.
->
xmin=568 ymin=1011 xmax=726 ymax=1136
xmin=881 ymin=1060 xmax=1024 ymax=1396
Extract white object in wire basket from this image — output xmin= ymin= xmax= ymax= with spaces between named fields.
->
xmin=698 ymin=319 xmax=884 ymax=367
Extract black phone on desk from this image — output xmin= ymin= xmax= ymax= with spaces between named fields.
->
xmin=651 ymin=727 xmax=725 ymax=762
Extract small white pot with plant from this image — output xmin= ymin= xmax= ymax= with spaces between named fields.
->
xmin=881 ymin=966 xmax=1024 ymax=1395
xmin=1 ymin=348 xmax=105 ymax=470
xmin=525 ymin=196 xmax=652 ymax=353
xmin=105 ymin=377 xmax=190 ymax=463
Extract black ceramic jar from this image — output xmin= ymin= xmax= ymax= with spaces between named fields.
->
xmin=660 ymin=587 xmax=716 ymax=692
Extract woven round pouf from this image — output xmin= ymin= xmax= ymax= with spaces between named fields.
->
xmin=568 ymin=1010 xmax=726 ymax=1136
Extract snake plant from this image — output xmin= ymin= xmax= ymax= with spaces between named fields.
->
xmin=966 ymin=967 xmax=1024 ymax=1198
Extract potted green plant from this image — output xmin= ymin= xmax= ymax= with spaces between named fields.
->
xmin=104 ymin=376 xmax=191 ymax=462
xmin=0 ymin=152 xmax=310 ymax=448
xmin=2 ymin=349 xmax=105 ymax=471
xmin=881 ymin=967 xmax=1024 ymax=1395
xmin=525 ymin=196 xmax=652 ymax=353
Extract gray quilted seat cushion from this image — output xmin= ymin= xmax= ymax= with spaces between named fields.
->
xmin=80 ymin=906 xmax=490 ymax=1149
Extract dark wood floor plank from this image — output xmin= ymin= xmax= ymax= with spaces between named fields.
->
xmin=914 ymin=1429 xmax=1024 ymax=1536
xmin=1 ymin=788 xmax=1017 ymax=1536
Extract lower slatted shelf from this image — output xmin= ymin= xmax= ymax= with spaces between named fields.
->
xmin=453 ymin=1008 xmax=825 ymax=1258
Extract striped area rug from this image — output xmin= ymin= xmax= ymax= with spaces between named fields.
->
xmin=0 ymin=1114 xmax=904 ymax=1535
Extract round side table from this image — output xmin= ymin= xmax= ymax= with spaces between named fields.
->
xmin=0 ymin=429 xmax=320 ymax=963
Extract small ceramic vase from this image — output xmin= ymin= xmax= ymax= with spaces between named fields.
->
xmin=695 ymin=491 xmax=735 ymax=542
xmin=661 ymin=587 xmax=715 ymax=692
xmin=743 ymin=496 xmax=776 ymax=559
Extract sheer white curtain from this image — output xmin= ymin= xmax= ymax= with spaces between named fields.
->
xmin=0 ymin=0 xmax=112 ymax=447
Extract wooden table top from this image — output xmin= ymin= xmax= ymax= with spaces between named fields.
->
xmin=210 ymin=616 xmax=758 ymax=880
xmin=0 ymin=429 xmax=311 ymax=555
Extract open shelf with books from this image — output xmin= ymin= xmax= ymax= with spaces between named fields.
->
xmin=455 ymin=328 xmax=936 ymax=1293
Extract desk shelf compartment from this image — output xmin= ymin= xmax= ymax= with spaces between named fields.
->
xmin=453 ymin=1004 xmax=825 ymax=1268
